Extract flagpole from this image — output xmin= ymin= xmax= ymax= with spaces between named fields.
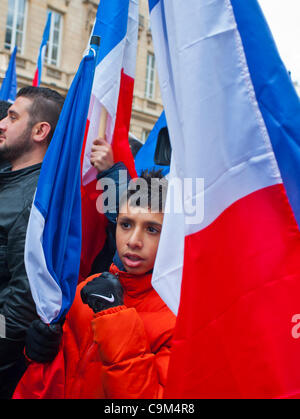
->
xmin=90 ymin=34 xmax=101 ymax=64
xmin=89 ymin=33 xmax=107 ymax=139
xmin=89 ymin=33 xmax=108 ymax=139
xmin=98 ymin=107 xmax=108 ymax=138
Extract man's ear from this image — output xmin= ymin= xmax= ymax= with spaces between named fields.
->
xmin=32 ymin=121 xmax=51 ymax=144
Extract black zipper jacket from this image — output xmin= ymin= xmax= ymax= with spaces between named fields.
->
xmin=0 ymin=163 xmax=41 ymax=375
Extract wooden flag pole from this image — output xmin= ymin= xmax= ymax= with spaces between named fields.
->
xmin=98 ymin=106 xmax=108 ymax=138
xmin=90 ymin=34 xmax=107 ymax=140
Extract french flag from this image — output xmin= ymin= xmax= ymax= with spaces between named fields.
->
xmin=80 ymin=0 xmax=138 ymax=281
xmin=13 ymin=37 xmax=100 ymax=400
xmin=149 ymin=0 xmax=300 ymax=398
xmin=32 ymin=12 xmax=51 ymax=87
xmin=0 ymin=45 xmax=17 ymax=103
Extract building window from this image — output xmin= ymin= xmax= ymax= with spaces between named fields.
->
xmin=145 ymin=53 xmax=156 ymax=99
xmin=5 ymin=0 xmax=27 ymax=53
xmin=45 ymin=10 xmax=63 ymax=67
xmin=142 ymin=129 xmax=151 ymax=143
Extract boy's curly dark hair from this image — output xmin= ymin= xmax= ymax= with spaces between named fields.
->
xmin=120 ymin=168 xmax=168 ymax=213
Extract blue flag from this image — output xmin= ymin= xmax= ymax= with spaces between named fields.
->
xmin=0 ymin=46 xmax=17 ymax=103
xmin=33 ymin=12 xmax=52 ymax=87
xmin=24 ymin=37 xmax=100 ymax=324
xmin=135 ymin=111 xmax=170 ymax=176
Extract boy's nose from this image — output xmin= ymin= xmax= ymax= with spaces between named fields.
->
xmin=127 ymin=228 xmax=143 ymax=249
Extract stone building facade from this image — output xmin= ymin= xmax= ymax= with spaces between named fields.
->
xmin=0 ymin=0 xmax=163 ymax=142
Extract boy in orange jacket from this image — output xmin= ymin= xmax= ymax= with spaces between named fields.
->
xmin=61 ymin=169 xmax=176 ymax=398
xmin=24 ymin=169 xmax=175 ymax=399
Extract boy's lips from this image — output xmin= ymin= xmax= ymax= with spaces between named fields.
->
xmin=123 ymin=253 xmax=144 ymax=268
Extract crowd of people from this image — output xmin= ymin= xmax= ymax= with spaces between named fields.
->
xmin=0 ymin=86 xmax=174 ymax=399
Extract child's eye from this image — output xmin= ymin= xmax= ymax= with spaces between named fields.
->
xmin=147 ymin=226 xmax=160 ymax=234
xmin=120 ymin=222 xmax=131 ymax=229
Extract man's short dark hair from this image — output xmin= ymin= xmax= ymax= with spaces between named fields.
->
xmin=120 ymin=169 xmax=168 ymax=213
xmin=17 ymin=86 xmax=64 ymax=144
xmin=0 ymin=100 xmax=11 ymax=121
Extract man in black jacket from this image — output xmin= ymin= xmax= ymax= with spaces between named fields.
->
xmin=0 ymin=86 xmax=64 ymax=399
xmin=0 ymin=100 xmax=11 ymax=171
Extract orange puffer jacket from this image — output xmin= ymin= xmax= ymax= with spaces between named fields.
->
xmin=62 ymin=264 xmax=176 ymax=399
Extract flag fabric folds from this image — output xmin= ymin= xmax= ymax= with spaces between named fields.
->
xmin=80 ymin=0 xmax=138 ymax=281
xmin=32 ymin=12 xmax=52 ymax=87
xmin=13 ymin=38 xmax=99 ymax=399
xmin=25 ymin=46 xmax=98 ymax=323
xmin=149 ymin=0 xmax=300 ymax=398
xmin=0 ymin=45 xmax=17 ymax=103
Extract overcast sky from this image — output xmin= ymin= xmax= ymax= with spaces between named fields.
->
xmin=258 ymin=0 xmax=300 ymax=83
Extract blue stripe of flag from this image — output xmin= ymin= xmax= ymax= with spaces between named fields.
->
xmin=135 ymin=111 xmax=169 ymax=176
xmin=149 ymin=0 xmax=160 ymax=13
xmin=93 ymin=0 xmax=130 ymax=65
xmin=36 ymin=12 xmax=51 ymax=86
xmin=0 ymin=45 xmax=17 ymax=103
xmin=34 ymin=46 xmax=98 ymax=322
xmin=231 ymin=0 xmax=300 ymax=227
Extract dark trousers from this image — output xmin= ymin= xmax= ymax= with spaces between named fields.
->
xmin=0 ymin=354 xmax=27 ymax=399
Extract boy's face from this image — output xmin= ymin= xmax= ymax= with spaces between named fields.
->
xmin=116 ymin=203 xmax=164 ymax=275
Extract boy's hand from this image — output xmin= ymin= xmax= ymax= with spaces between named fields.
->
xmin=25 ymin=319 xmax=63 ymax=363
xmin=90 ymin=137 xmax=114 ymax=173
xmin=81 ymin=272 xmax=124 ymax=313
